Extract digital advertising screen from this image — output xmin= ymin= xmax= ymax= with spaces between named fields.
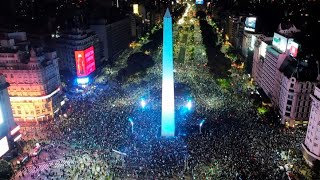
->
xmin=244 ymin=17 xmax=257 ymax=32
xmin=272 ymin=33 xmax=289 ymax=53
xmin=0 ymin=136 xmax=9 ymax=157
xmin=133 ymin=4 xmax=139 ymax=14
xmin=196 ymin=0 xmax=204 ymax=5
xmin=287 ymin=40 xmax=299 ymax=57
xmin=74 ymin=46 xmax=96 ymax=77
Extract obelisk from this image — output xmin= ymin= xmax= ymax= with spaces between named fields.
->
xmin=161 ymin=8 xmax=175 ymax=136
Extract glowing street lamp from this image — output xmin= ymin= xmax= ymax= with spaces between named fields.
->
xmin=186 ymin=99 xmax=192 ymax=110
xmin=128 ymin=117 xmax=134 ymax=133
xmin=140 ymin=98 xmax=146 ymax=109
xmin=199 ymin=119 xmax=205 ymax=134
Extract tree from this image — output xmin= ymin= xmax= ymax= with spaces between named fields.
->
xmin=0 ymin=160 xmax=13 ymax=179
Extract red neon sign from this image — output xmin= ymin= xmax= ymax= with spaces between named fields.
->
xmin=74 ymin=46 xmax=96 ymax=77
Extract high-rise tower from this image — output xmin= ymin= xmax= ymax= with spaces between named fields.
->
xmin=161 ymin=8 xmax=175 ymax=137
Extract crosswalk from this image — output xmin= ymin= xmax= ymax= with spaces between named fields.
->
xmin=13 ymin=158 xmax=74 ymax=179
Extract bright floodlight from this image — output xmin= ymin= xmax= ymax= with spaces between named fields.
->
xmin=140 ymin=98 xmax=146 ymax=108
xmin=186 ymin=100 xmax=192 ymax=110
xmin=200 ymin=119 xmax=205 ymax=127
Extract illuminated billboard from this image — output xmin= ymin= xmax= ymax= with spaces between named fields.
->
xmin=0 ymin=136 xmax=9 ymax=157
xmin=133 ymin=4 xmax=139 ymax=15
xmin=272 ymin=33 xmax=291 ymax=53
xmin=74 ymin=46 xmax=96 ymax=77
xmin=287 ymin=39 xmax=299 ymax=57
xmin=196 ymin=0 xmax=204 ymax=5
xmin=77 ymin=77 xmax=89 ymax=84
xmin=244 ymin=17 xmax=257 ymax=32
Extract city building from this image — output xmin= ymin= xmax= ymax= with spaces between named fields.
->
xmin=251 ymin=34 xmax=272 ymax=83
xmin=0 ymin=32 xmax=63 ymax=122
xmin=252 ymin=30 xmax=319 ymax=127
xmin=226 ymin=15 xmax=245 ymax=49
xmin=260 ymin=42 xmax=287 ymax=106
xmin=90 ymin=17 xmax=130 ymax=62
xmin=55 ymin=28 xmax=103 ymax=77
xmin=278 ymin=57 xmax=318 ymax=126
xmin=302 ymin=85 xmax=320 ymax=166
xmin=0 ymin=75 xmax=21 ymax=158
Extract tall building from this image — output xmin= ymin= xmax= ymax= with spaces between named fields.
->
xmin=0 ymin=75 xmax=21 ymax=158
xmin=161 ymin=9 xmax=175 ymax=137
xmin=90 ymin=17 xmax=130 ymax=62
xmin=278 ymin=58 xmax=318 ymax=126
xmin=260 ymin=43 xmax=287 ymax=106
xmin=226 ymin=15 xmax=245 ymax=49
xmin=0 ymin=32 xmax=62 ymax=121
xmin=252 ymin=30 xmax=319 ymax=127
xmin=302 ymin=85 xmax=320 ymax=166
xmin=55 ymin=28 xmax=103 ymax=76
xmin=252 ymin=34 xmax=272 ymax=85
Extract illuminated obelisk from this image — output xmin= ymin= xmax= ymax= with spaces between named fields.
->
xmin=161 ymin=8 xmax=175 ymax=137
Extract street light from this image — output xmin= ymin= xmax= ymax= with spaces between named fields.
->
xmin=128 ymin=117 xmax=134 ymax=133
xmin=199 ymin=119 xmax=205 ymax=134
xmin=186 ymin=99 xmax=192 ymax=110
xmin=140 ymin=98 xmax=146 ymax=109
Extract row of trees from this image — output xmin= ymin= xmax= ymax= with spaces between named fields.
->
xmin=197 ymin=11 xmax=231 ymax=78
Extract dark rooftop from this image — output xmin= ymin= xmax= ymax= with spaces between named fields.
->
xmin=279 ymin=56 xmax=318 ymax=82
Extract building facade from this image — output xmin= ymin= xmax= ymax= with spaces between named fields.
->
xmin=0 ymin=32 xmax=62 ymax=121
xmin=252 ymin=32 xmax=318 ymax=127
xmin=278 ymin=73 xmax=316 ymax=127
xmin=302 ymin=85 xmax=320 ymax=166
xmin=252 ymin=35 xmax=272 ymax=85
xmin=0 ymin=75 xmax=21 ymax=157
xmin=90 ymin=17 xmax=131 ymax=62
xmin=55 ymin=29 xmax=103 ymax=76
xmin=260 ymin=47 xmax=287 ymax=106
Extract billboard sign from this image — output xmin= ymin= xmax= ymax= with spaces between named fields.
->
xmin=0 ymin=136 xmax=9 ymax=157
xmin=196 ymin=0 xmax=204 ymax=5
xmin=74 ymin=46 xmax=96 ymax=77
xmin=244 ymin=17 xmax=257 ymax=32
xmin=272 ymin=33 xmax=289 ymax=53
xmin=287 ymin=39 xmax=299 ymax=57
xmin=133 ymin=4 xmax=139 ymax=15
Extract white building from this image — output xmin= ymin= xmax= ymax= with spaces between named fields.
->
xmin=302 ymin=85 xmax=320 ymax=166
xmin=251 ymin=34 xmax=272 ymax=85
xmin=278 ymin=58 xmax=318 ymax=127
xmin=252 ymin=31 xmax=318 ymax=127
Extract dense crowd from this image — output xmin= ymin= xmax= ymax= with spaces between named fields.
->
xmin=15 ymin=61 xmax=306 ymax=179
xmin=14 ymin=6 xmax=306 ymax=179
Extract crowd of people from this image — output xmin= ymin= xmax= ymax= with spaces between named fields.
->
xmin=13 ymin=6 xmax=307 ymax=179
xmin=14 ymin=58 xmax=306 ymax=179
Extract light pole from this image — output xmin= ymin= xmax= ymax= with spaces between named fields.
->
xmin=128 ymin=118 xmax=134 ymax=133
xmin=199 ymin=119 xmax=205 ymax=134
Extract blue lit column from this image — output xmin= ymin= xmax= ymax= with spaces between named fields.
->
xmin=161 ymin=8 xmax=175 ymax=137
